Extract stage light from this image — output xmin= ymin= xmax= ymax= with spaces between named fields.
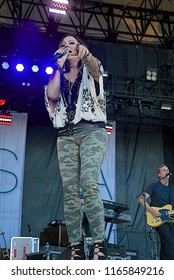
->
xmin=161 ymin=103 xmax=173 ymax=110
xmin=0 ymin=99 xmax=6 ymax=106
xmin=0 ymin=112 xmax=12 ymax=126
xmin=22 ymin=82 xmax=31 ymax=87
xmin=53 ymin=0 xmax=69 ymax=3
xmin=146 ymin=68 xmax=157 ymax=81
xmin=45 ymin=66 xmax=54 ymax=74
xmin=105 ymin=123 xmax=113 ymax=135
xmin=49 ymin=8 xmax=66 ymax=15
xmin=16 ymin=63 xmax=24 ymax=72
xmin=2 ymin=62 xmax=9 ymax=69
xmin=31 ymin=65 xmax=39 ymax=72
xmin=49 ymin=0 xmax=69 ymax=15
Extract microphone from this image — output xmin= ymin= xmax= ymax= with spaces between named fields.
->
xmin=165 ymin=172 xmax=172 ymax=177
xmin=50 ymin=48 xmax=67 ymax=62
xmin=161 ymin=172 xmax=172 ymax=179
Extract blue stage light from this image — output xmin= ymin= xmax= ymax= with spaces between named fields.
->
xmin=31 ymin=65 xmax=39 ymax=72
xmin=16 ymin=63 xmax=24 ymax=72
xmin=45 ymin=66 xmax=54 ymax=74
xmin=2 ymin=62 xmax=9 ymax=69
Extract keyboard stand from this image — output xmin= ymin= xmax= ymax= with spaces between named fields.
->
xmin=105 ymin=212 xmax=120 ymax=243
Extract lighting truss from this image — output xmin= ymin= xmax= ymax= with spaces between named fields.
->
xmin=0 ymin=0 xmax=174 ymax=48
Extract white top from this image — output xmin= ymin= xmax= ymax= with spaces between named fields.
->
xmin=44 ymin=62 xmax=107 ymax=129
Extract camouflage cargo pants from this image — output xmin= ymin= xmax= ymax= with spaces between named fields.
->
xmin=57 ymin=127 xmax=108 ymax=243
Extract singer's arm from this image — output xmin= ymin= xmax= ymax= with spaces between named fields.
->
xmin=47 ymin=48 xmax=68 ymax=102
xmin=47 ymin=70 xmax=61 ymax=101
xmin=82 ymin=53 xmax=100 ymax=81
xmin=77 ymin=44 xmax=100 ymax=81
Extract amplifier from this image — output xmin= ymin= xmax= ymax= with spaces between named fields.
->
xmin=26 ymin=252 xmax=48 ymax=260
xmin=126 ymin=249 xmax=139 ymax=260
xmin=26 ymin=248 xmax=69 ymax=260
xmin=10 ymin=237 xmax=39 ymax=260
xmin=49 ymin=249 xmax=69 ymax=260
xmin=106 ymin=243 xmax=126 ymax=260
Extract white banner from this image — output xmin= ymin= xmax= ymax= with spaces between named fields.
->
xmin=99 ymin=121 xmax=116 ymax=201
xmin=0 ymin=113 xmax=28 ymax=248
xmin=99 ymin=121 xmax=116 ymax=243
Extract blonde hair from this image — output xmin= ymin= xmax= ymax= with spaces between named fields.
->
xmin=157 ymin=163 xmax=168 ymax=176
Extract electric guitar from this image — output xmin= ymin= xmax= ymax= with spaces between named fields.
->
xmin=146 ymin=204 xmax=174 ymax=228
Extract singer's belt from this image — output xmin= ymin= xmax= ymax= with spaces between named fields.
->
xmin=57 ymin=120 xmax=105 ymax=136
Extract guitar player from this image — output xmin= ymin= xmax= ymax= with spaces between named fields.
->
xmin=138 ymin=163 xmax=174 ymax=260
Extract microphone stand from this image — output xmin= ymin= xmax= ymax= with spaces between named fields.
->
xmin=141 ymin=193 xmax=151 ymax=260
xmin=148 ymin=228 xmax=159 ymax=260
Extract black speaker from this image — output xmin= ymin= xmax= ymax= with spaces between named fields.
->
xmin=49 ymin=248 xmax=70 ymax=260
xmin=26 ymin=248 xmax=70 ymax=260
xmin=106 ymin=243 xmax=126 ymax=260
xmin=126 ymin=249 xmax=139 ymax=260
xmin=25 ymin=252 xmax=47 ymax=260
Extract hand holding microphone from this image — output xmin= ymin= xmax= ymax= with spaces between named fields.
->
xmin=50 ymin=47 xmax=69 ymax=72
xmin=50 ymin=44 xmax=90 ymax=62
xmin=50 ymin=47 xmax=69 ymax=65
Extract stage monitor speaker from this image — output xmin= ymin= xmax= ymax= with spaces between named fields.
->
xmin=106 ymin=243 xmax=126 ymax=260
xmin=10 ymin=237 xmax=39 ymax=260
xmin=49 ymin=248 xmax=69 ymax=260
xmin=126 ymin=249 xmax=139 ymax=260
xmin=26 ymin=252 xmax=47 ymax=260
xmin=26 ymin=248 xmax=70 ymax=260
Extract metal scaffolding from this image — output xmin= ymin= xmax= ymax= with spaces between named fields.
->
xmin=1 ymin=0 xmax=174 ymax=125
xmin=0 ymin=0 xmax=174 ymax=48
xmin=104 ymin=73 xmax=174 ymax=125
